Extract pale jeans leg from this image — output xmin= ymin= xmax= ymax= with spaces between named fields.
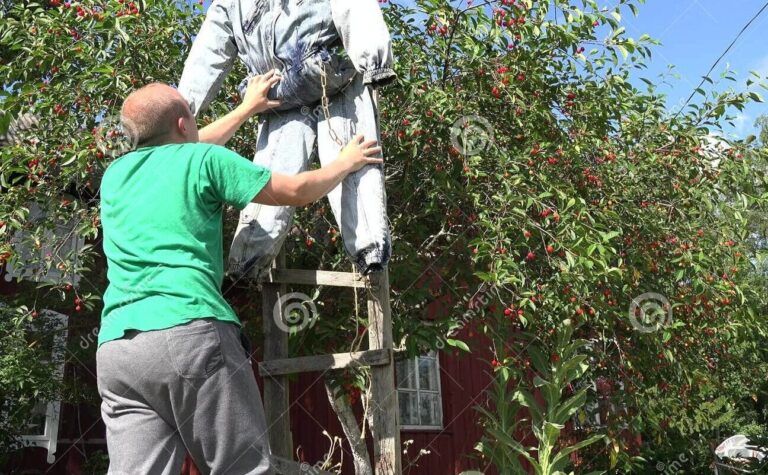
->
xmin=228 ymin=109 xmax=317 ymax=280
xmin=228 ymin=78 xmax=391 ymax=280
xmin=317 ymin=77 xmax=391 ymax=274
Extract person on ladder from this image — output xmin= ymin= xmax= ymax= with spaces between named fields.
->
xmin=96 ymin=73 xmax=381 ymax=474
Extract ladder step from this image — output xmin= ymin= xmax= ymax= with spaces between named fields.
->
xmin=259 ymin=349 xmax=391 ymax=377
xmin=261 ymin=268 xmax=368 ymax=288
xmin=270 ymin=455 xmax=335 ymax=475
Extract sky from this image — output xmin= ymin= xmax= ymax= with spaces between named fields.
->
xmin=598 ymin=0 xmax=768 ymax=138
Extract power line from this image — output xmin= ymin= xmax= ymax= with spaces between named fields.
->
xmin=676 ymin=1 xmax=768 ymax=116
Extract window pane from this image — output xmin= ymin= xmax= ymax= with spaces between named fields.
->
xmin=418 ymin=357 xmax=438 ymax=391
xmin=398 ymin=391 xmax=419 ymax=426
xmin=396 ymin=358 xmax=417 ymax=389
xmin=25 ymin=400 xmax=48 ymax=436
xmin=419 ymin=392 xmax=442 ymax=427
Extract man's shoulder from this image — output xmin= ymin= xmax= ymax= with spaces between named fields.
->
xmin=183 ymin=142 xmax=238 ymax=158
xmin=132 ymin=142 xmax=226 ymax=163
xmin=170 ymin=141 xmax=220 ymax=155
xmin=193 ymin=143 xmax=249 ymax=164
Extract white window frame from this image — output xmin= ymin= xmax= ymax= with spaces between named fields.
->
xmin=573 ymin=379 xmax=627 ymax=431
xmin=18 ymin=310 xmax=68 ymax=463
xmin=3 ymin=201 xmax=84 ymax=286
xmin=396 ymin=351 xmax=444 ymax=431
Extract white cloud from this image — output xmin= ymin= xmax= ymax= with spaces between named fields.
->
xmin=733 ymin=112 xmax=752 ymax=135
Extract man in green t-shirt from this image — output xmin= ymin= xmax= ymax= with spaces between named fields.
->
xmin=96 ymin=72 xmax=382 ymax=474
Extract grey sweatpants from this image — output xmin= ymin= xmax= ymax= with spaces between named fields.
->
xmin=95 ymin=318 xmax=273 ymax=474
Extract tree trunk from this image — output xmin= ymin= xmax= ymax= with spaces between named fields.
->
xmin=324 ymin=377 xmax=373 ymax=475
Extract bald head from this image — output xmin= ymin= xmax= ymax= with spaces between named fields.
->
xmin=120 ymin=83 xmax=197 ymax=147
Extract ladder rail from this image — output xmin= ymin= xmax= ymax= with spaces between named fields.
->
xmin=260 ymin=259 xmax=402 ymax=474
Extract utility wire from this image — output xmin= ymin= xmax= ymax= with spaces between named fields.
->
xmin=676 ymin=0 xmax=768 ymax=116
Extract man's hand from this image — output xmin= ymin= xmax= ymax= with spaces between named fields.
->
xmin=198 ymin=70 xmax=282 ymax=145
xmin=337 ymin=135 xmax=383 ymax=172
xmin=253 ymin=135 xmax=384 ymax=207
xmin=240 ymin=70 xmax=282 ymax=116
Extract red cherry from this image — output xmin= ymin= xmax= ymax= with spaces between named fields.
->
xmin=546 ymin=245 xmax=554 ymax=254
xmin=526 ymin=251 xmax=535 ymax=261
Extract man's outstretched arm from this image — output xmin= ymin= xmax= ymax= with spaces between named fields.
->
xmin=198 ymin=71 xmax=282 ymax=146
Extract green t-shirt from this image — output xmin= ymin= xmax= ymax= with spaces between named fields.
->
xmin=98 ymin=142 xmax=271 ymax=348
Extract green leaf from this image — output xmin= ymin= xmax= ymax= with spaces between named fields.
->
xmin=445 ymin=338 xmax=470 ymax=353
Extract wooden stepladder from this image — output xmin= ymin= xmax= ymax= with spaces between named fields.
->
xmin=258 ymin=250 xmax=402 ymax=474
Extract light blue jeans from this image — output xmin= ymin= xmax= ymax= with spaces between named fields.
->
xmin=178 ymin=0 xmax=395 ymax=279
xmin=227 ymin=76 xmax=391 ymax=280
xmin=179 ymin=0 xmax=396 ymax=114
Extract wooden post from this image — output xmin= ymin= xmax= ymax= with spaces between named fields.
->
xmin=262 ymin=250 xmax=293 ymax=458
xmin=366 ymin=267 xmax=402 ymax=474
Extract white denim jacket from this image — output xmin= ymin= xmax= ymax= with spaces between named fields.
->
xmin=178 ymin=0 xmax=396 ymax=114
